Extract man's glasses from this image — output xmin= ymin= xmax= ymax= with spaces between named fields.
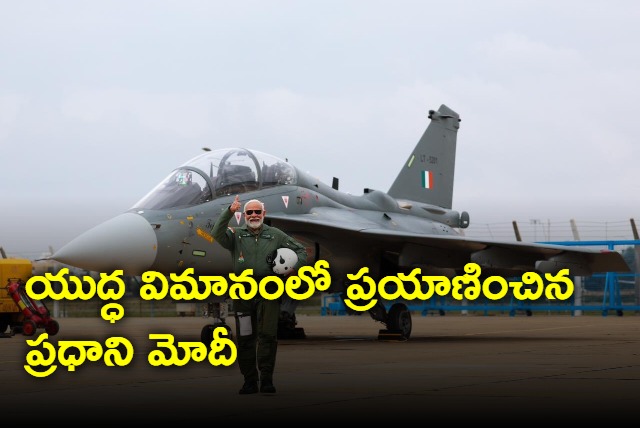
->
xmin=245 ymin=209 xmax=262 ymax=215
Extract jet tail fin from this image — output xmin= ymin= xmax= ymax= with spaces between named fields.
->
xmin=387 ymin=105 xmax=460 ymax=209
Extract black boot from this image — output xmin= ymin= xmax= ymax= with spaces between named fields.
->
xmin=239 ymin=380 xmax=258 ymax=395
xmin=260 ymin=379 xmax=276 ymax=393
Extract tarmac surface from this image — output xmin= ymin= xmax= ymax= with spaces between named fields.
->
xmin=1 ymin=313 xmax=639 ymax=423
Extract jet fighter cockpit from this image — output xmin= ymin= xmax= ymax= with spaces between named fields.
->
xmin=131 ymin=148 xmax=297 ymax=210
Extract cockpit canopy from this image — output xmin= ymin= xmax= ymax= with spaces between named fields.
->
xmin=132 ymin=148 xmax=297 ymax=210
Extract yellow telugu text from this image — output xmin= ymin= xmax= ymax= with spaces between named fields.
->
xmin=26 ymin=268 xmax=126 ymax=301
xmin=23 ymin=328 xmax=236 ymax=378
xmin=140 ymin=259 xmax=331 ymax=301
xmin=25 ymin=260 xmax=332 ymax=303
xmin=343 ymin=263 xmax=574 ymax=312
xmin=25 ymin=262 xmax=573 ymax=314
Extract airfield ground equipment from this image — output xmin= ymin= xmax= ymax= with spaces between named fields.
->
xmin=0 ymin=258 xmax=59 ymax=337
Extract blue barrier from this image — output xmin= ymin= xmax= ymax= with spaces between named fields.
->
xmin=320 ymin=240 xmax=640 ymax=317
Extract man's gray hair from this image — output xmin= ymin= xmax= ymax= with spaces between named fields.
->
xmin=244 ymin=199 xmax=265 ymax=211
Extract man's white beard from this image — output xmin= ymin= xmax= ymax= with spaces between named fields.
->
xmin=247 ymin=217 xmax=263 ymax=230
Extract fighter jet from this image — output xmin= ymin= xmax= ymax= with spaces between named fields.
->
xmin=51 ymin=104 xmax=630 ymax=340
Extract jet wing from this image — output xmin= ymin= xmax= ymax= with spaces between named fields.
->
xmin=266 ymin=207 xmax=630 ymax=276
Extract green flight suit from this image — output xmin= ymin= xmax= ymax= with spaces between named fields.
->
xmin=211 ymin=206 xmax=308 ymax=384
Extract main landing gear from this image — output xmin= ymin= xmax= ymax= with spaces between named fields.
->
xmin=369 ymin=301 xmax=412 ymax=341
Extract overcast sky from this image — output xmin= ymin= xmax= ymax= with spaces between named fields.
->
xmin=2 ymin=0 xmax=639 ymax=257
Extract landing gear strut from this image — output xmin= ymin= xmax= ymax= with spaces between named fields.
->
xmin=200 ymin=300 xmax=233 ymax=346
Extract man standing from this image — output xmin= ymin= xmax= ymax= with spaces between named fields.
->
xmin=212 ymin=195 xmax=308 ymax=394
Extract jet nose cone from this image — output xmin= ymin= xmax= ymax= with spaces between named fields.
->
xmin=52 ymin=213 xmax=157 ymax=275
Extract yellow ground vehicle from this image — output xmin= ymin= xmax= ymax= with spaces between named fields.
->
xmin=0 ymin=258 xmax=59 ymax=336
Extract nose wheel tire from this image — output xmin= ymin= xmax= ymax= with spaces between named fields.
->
xmin=201 ymin=322 xmax=233 ymax=345
xmin=201 ymin=322 xmax=234 ymax=359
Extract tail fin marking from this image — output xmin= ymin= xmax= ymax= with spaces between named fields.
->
xmin=387 ymin=104 xmax=461 ymax=209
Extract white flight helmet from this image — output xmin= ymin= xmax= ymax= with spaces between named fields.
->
xmin=267 ymin=247 xmax=298 ymax=275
